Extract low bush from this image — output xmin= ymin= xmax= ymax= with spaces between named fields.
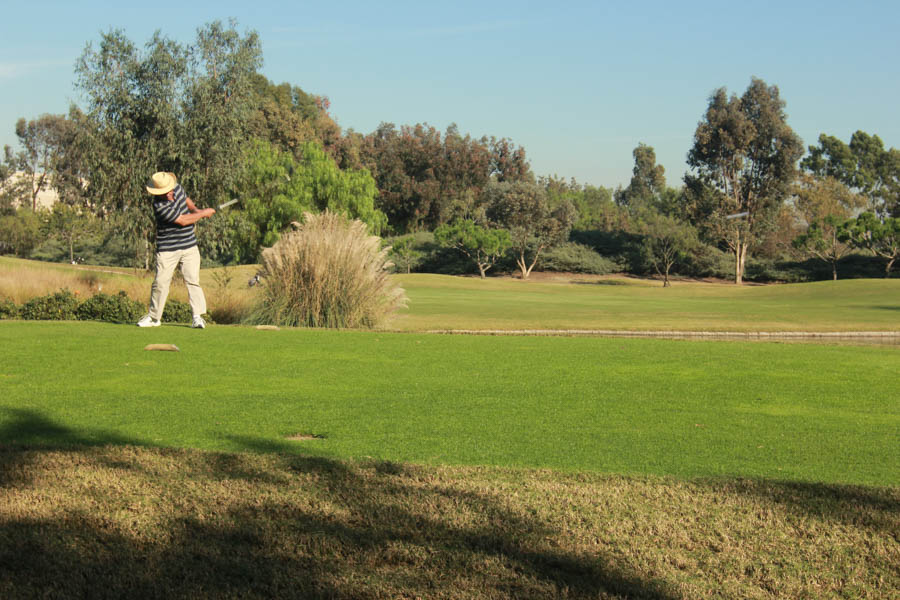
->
xmin=76 ymin=291 xmax=145 ymax=324
xmin=161 ymin=298 xmax=193 ymax=323
xmin=0 ymin=297 xmax=18 ymax=319
xmin=247 ymin=211 xmax=407 ymax=328
xmin=19 ymin=289 xmax=80 ymax=321
xmin=540 ymin=242 xmax=619 ymax=274
xmin=569 ymin=229 xmax=640 ymax=272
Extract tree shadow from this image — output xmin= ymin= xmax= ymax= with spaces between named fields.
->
xmin=701 ymin=477 xmax=899 ymax=537
xmin=0 ymin=408 xmax=150 ymax=488
xmin=0 ymin=424 xmax=680 ymax=599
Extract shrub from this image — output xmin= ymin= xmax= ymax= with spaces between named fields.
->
xmin=19 ymin=289 xmax=80 ymax=320
xmin=0 ymin=297 xmax=18 ymax=319
xmin=539 ymin=242 xmax=619 ymax=274
xmin=162 ymin=298 xmax=193 ymax=323
xmin=76 ymin=291 xmax=145 ymax=324
xmin=247 ymin=211 xmax=407 ymax=328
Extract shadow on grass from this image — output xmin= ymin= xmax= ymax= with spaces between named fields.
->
xmin=0 ymin=418 xmax=678 ymax=599
xmin=2 ymin=415 xmax=897 ymax=598
xmin=711 ymin=478 xmax=900 ymax=537
xmin=0 ymin=408 xmax=151 ymax=488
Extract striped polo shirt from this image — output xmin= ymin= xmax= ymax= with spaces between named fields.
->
xmin=153 ymin=184 xmax=198 ymax=252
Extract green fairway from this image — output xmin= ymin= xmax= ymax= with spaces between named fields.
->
xmin=2 ymin=321 xmax=897 ymax=486
xmin=390 ymin=273 xmax=900 ymax=332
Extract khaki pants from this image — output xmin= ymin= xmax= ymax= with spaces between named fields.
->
xmin=148 ymin=245 xmax=206 ymax=320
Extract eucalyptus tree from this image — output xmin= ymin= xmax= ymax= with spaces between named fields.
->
xmin=802 ymin=131 xmax=900 ymax=217
xmin=686 ymin=78 xmax=803 ymax=284
xmin=74 ymin=21 xmax=261 ymax=268
xmin=615 ymin=143 xmax=667 ymax=212
xmin=180 ymin=21 xmax=262 ymax=205
xmin=14 ymin=114 xmax=77 ymax=211
xmin=75 ymin=28 xmax=189 ymax=267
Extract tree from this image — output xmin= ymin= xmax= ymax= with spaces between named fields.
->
xmin=434 ymin=220 xmax=511 ymax=279
xmin=793 ymin=215 xmax=853 ymax=280
xmin=839 ymin=212 xmax=900 ymax=276
xmin=74 ymin=22 xmax=261 ymax=269
xmin=0 ymin=209 xmax=42 ymax=256
xmin=488 ymin=137 xmax=533 ymax=183
xmin=793 ymin=173 xmax=866 ymax=226
xmin=246 ymin=75 xmax=341 ymax=159
xmin=802 ymin=131 xmax=900 ymax=217
xmin=484 ymin=181 xmax=576 ymax=279
xmin=789 ymin=174 xmax=865 ymax=279
xmin=388 ymin=235 xmax=423 ymax=274
xmin=0 ymin=146 xmax=28 ymax=215
xmin=181 ymin=21 xmax=263 ymax=205
xmin=636 ymin=211 xmax=700 ymax=287
xmin=686 ymin=78 xmax=804 ymax=284
xmin=75 ymin=28 xmax=189 ymax=268
xmin=42 ymin=203 xmax=99 ymax=264
xmin=615 ymin=144 xmax=666 ymax=212
xmin=235 ymin=140 xmax=386 ymax=260
xmin=15 ymin=114 xmax=76 ymax=212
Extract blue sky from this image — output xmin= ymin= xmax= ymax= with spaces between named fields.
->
xmin=2 ymin=1 xmax=898 ymax=189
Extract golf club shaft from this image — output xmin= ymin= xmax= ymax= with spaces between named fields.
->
xmin=217 ymin=199 xmax=239 ymax=210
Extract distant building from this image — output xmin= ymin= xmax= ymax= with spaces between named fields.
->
xmin=1 ymin=171 xmax=61 ymax=209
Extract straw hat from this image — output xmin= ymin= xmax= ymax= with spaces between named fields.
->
xmin=146 ymin=172 xmax=177 ymax=195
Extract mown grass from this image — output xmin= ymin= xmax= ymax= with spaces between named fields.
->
xmin=1 ymin=445 xmax=897 ymax=599
xmin=2 ymin=321 xmax=897 ymax=487
xmin=2 ymin=258 xmax=899 ymax=597
xmin=390 ymin=273 xmax=900 ymax=332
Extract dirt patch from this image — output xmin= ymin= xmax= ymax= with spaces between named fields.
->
xmin=285 ymin=433 xmax=325 ymax=441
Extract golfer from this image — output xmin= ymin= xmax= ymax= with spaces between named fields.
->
xmin=137 ymin=172 xmax=215 ymax=329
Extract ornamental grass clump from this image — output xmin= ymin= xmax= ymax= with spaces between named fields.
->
xmin=248 ymin=211 xmax=407 ymax=328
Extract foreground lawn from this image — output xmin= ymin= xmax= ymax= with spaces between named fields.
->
xmin=2 ymin=321 xmax=897 ymax=486
xmin=1 ymin=445 xmax=896 ymax=599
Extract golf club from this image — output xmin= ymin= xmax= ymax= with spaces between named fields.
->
xmin=217 ymin=198 xmax=240 ymax=210
xmin=725 ymin=211 xmax=749 ymax=220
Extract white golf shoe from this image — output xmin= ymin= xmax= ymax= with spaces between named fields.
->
xmin=191 ymin=315 xmax=206 ymax=329
xmin=137 ymin=315 xmax=161 ymax=327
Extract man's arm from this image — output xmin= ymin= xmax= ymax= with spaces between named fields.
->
xmin=185 ymin=197 xmax=200 ymax=213
xmin=174 ymin=208 xmax=215 ymax=226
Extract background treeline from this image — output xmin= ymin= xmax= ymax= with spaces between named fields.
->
xmin=1 ymin=22 xmax=898 ymax=283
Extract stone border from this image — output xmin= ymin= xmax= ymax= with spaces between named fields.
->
xmin=426 ymin=329 xmax=900 ymax=340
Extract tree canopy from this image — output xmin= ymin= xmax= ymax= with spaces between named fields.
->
xmin=686 ymin=77 xmax=804 ymax=284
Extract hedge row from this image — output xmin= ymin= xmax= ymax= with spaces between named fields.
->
xmin=0 ymin=290 xmax=196 ymax=324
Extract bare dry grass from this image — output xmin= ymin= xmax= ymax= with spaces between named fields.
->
xmin=0 ymin=257 xmax=259 ymax=323
xmin=0 ymin=445 xmax=896 ymax=599
xmin=0 ymin=257 xmax=149 ymax=304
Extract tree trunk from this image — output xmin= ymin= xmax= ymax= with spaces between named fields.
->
xmin=477 ymin=264 xmax=487 ymax=279
xmin=735 ymin=242 xmax=748 ymax=285
xmin=832 ymin=261 xmax=838 ymax=281
xmin=663 ymin=264 xmax=671 ymax=287
xmin=886 ymin=257 xmax=896 ymax=278
xmin=516 ymin=254 xmax=528 ymax=279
